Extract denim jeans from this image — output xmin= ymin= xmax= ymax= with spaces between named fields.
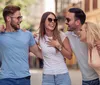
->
xmin=82 ymin=78 xmax=99 ymax=85
xmin=42 ymin=72 xmax=71 ymax=85
xmin=0 ymin=77 xmax=30 ymax=85
xmin=99 ymin=80 xmax=100 ymax=85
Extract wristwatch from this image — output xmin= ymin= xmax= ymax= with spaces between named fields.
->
xmin=57 ymin=45 xmax=62 ymax=51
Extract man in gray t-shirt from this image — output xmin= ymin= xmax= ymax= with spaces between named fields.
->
xmin=65 ymin=8 xmax=99 ymax=85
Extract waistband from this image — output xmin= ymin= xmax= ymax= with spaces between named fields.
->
xmin=23 ymin=76 xmax=31 ymax=80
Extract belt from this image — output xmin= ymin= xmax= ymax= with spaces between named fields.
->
xmin=24 ymin=76 xmax=31 ymax=80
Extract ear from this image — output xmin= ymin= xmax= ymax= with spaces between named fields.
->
xmin=6 ymin=16 xmax=11 ymax=22
xmin=75 ymin=20 xmax=80 ymax=25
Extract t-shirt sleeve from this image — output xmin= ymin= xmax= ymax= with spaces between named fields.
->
xmin=29 ymin=32 xmax=36 ymax=46
xmin=60 ymin=31 xmax=67 ymax=42
xmin=34 ymin=35 xmax=39 ymax=44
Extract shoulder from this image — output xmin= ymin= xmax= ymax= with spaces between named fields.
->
xmin=59 ymin=31 xmax=67 ymax=42
xmin=21 ymin=30 xmax=33 ymax=35
xmin=60 ymin=31 xmax=66 ymax=37
xmin=20 ymin=30 xmax=34 ymax=39
xmin=65 ymin=31 xmax=72 ymax=35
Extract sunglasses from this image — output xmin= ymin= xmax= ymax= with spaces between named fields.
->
xmin=48 ymin=18 xmax=57 ymax=23
xmin=10 ymin=16 xmax=23 ymax=20
xmin=66 ymin=18 xmax=70 ymax=23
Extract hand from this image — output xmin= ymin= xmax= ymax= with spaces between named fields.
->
xmin=0 ymin=25 xmax=5 ymax=33
xmin=33 ymin=33 xmax=39 ymax=38
xmin=47 ymin=38 xmax=61 ymax=48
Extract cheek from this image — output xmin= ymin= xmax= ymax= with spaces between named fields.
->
xmin=82 ymin=33 xmax=86 ymax=40
xmin=68 ymin=21 xmax=72 ymax=25
xmin=80 ymin=32 xmax=84 ymax=37
xmin=84 ymin=34 xmax=86 ymax=38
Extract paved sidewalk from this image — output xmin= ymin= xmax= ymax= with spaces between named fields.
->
xmin=69 ymin=69 xmax=82 ymax=85
xmin=30 ymin=69 xmax=82 ymax=85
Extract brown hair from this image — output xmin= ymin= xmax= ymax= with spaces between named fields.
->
xmin=3 ymin=5 xmax=20 ymax=22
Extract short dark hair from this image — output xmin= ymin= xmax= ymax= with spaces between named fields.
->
xmin=3 ymin=5 xmax=20 ymax=22
xmin=68 ymin=8 xmax=86 ymax=25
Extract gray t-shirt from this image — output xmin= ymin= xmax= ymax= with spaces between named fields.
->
xmin=66 ymin=31 xmax=98 ymax=81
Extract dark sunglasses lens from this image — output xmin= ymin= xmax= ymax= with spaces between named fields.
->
xmin=48 ymin=18 xmax=52 ymax=22
xmin=48 ymin=18 xmax=57 ymax=23
xmin=54 ymin=19 xmax=57 ymax=22
xmin=17 ymin=16 xmax=22 ymax=19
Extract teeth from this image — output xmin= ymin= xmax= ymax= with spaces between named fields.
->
xmin=48 ymin=37 xmax=53 ymax=40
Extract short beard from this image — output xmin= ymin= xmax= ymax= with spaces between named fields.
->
xmin=67 ymin=27 xmax=76 ymax=31
xmin=11 ymin=23 xmax=19 ymax=31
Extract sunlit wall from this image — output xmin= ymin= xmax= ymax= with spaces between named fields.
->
xmin=71 ymin=0 xmax=82 ymax=3
xmin=44 ymin=0 xmax=55 ymax=13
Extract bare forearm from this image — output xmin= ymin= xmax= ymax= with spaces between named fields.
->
xmin=34 ymin=50 xmax=43 ymax=59
xmin=59 ymin=46 xmax=72 ymax=60
xmin=29 ymin=45 xmax=43 ymax=59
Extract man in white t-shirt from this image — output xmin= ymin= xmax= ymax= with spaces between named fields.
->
xmin=65 ymin=8 xmax=99 ymax=85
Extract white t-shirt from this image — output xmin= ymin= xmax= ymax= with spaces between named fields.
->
xmin=36 ymin=32 xmax=68 ymax=75
xmin=66 ymin=31 xmax=98 ymax=81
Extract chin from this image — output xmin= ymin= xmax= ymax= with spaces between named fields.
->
xmin=14 ymin=27 xmax=19 ymax=31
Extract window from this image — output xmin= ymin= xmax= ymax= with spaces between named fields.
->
xmin=93 ymin=0 xmax=97 ymax=9
xmin=85 ymin=0 xmax=90 ymax=12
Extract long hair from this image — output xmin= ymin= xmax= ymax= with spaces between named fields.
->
xmin=85 ymin=22 xmax=100 ymax=47
xmin=39 ymin=12 xmax=63 ymax=46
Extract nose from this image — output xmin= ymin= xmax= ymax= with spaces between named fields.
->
xmin=20 ymin=20 xmax=22 ymax=23
xmin=19 ymin=18 xmax=22 ymax=23
xmin=65 ymin=21 xmax=69 ymax=26
xmin=65 ymin=20 xmax=68 ymax=24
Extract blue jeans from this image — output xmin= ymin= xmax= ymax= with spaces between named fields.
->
xmin=0 ymin=77 xmax=30 ymax=85
xmin=42 ymin=72 xmax=71 ymax=85
xmin=82 ymin=78 xmax=99 ymax=85
xmin=99 ymin=80 xmax=100 ymax=85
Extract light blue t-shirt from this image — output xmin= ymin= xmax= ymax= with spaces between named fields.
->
xmin=0 ymin=29 xmax=36 ymax=79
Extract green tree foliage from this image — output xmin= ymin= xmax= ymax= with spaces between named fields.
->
xmin=0 ymin=0 xmax=35 ymax=31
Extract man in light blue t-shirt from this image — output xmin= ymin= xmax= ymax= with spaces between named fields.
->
xmin=0 ymin=5 xmax=43 ymax=85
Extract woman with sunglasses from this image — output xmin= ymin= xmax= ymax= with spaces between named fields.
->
xmin=78 ymin=22 xmax=100 ymax=82
xmin=35 ymin=12 xmax=72 ymax=85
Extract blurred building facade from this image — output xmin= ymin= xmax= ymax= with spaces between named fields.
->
xmin=82 ymin=0 xmax=100 ymax=24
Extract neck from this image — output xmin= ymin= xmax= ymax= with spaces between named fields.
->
xmin=73 ymin=30 xmax=78 ymax=35
xmin=74 ymin=25 xmax=82 ymax=36
xmin=5 ymin=24 xmax=16 ymax=32
xmin=45 ymin=30 xmax=53 ymax=37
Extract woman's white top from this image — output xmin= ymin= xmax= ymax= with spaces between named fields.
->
xmin=35 ymin=32 xmax=68 ymax=75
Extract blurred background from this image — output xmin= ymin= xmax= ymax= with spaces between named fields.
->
xmin=0 ymin=0 xmax=100 ymax=85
